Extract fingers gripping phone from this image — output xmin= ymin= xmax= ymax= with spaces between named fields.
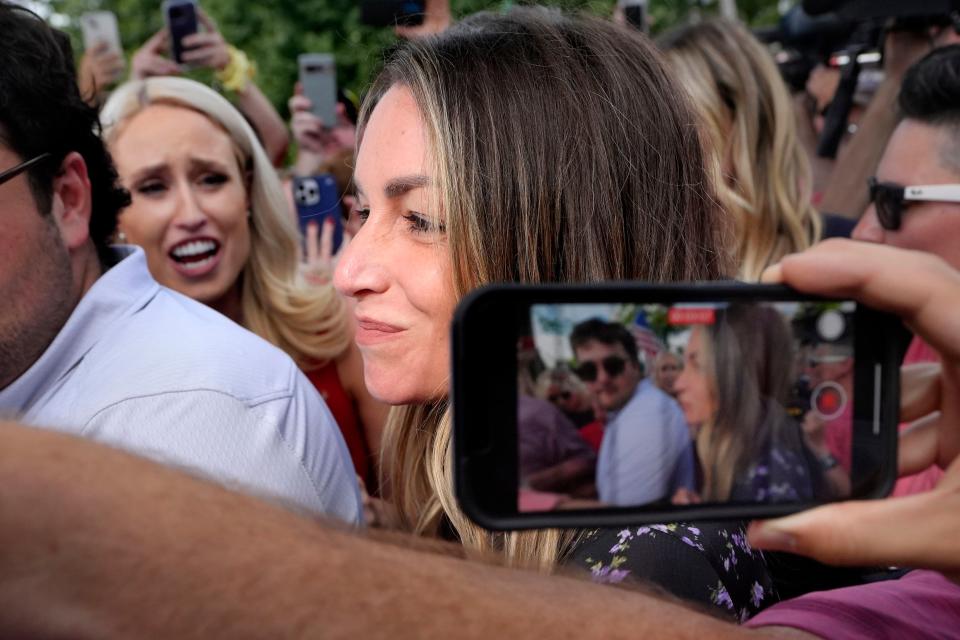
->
xmin=298 ymin=54 xmax=338 ymax=128
xmin=163 ymin=0 xmax=199 ymax=65
xmin=452 ymin=283 xmax=902 ymax=530
xmin=80 ymin=11 xmax=123 ymax=57
xmin=293 ymin=175 xmax=344 ymax=254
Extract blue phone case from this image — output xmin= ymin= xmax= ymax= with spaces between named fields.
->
xmin=293 ymin=174 xmax=344 ymax=254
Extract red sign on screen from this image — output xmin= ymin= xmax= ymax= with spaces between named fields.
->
xmin=668 ymin=307 xmax=716 ymax=325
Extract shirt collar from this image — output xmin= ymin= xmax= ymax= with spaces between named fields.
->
xmin=0 ymin=246 xmax=160 ymax=412
xmin=606 ymin=378 xmax=649 ymax=422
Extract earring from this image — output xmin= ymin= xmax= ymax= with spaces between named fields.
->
xmin=116 ymin=230 xmax=128 ymax=243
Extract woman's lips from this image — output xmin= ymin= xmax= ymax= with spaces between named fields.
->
xmin=167 ymin=237 xmax=222 ymax=279
xmin=355 ymin=317 xmax=406 ymax=346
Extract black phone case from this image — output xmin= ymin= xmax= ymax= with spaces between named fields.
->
xmin=166 ymin=2 xmax=198 ymax=65
xmin=452 ymin=282 xmax=901 ymax=531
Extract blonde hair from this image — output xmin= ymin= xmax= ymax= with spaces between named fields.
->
xmin=362 ymin=8 xmax=733 ymax=571
xmin=660 ymin=19 xmax=822 ymax=281
xmin=101 ymin=77 xmax=350 ymax=367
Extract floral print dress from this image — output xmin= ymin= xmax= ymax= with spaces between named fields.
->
xmin=566 ymin=521 xmax=775 ymax=621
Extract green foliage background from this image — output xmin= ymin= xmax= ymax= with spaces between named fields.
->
xmin=45 ymin=0 xmax=784 ymax=116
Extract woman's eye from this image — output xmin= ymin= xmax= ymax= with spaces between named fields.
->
xmin=200 ymin=173 xmax=229 ymax=187
xmin=404 ymin=212 xmax=444 ymax=234
xmin=355 ymin=208 xmax=371 ymax=225
xmin=136 ymin=181 xmax=166 ymax=196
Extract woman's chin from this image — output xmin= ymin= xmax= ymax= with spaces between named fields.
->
xmin=366 ymin=377 xmax=446 ymax=407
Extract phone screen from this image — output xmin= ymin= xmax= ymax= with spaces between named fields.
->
xmin=517 ymin=300 xmax=861 ymax=513
xmin=452 ymin=283 xmax=899 ymax=529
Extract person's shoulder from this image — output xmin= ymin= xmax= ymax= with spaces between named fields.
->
xmin=632 ymin=378 xmax=683 ymax=415
xmin=90 ymin=286 xmax=302 ymax=404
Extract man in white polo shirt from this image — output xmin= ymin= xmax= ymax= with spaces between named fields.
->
xmin=0 ymin=3 xmax=360 ymax=523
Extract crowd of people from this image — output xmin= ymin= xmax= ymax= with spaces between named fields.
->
xmin=519 ymin=300 xmax=857 ymax=514
xmin=1 ymin=0 xmax=959 ymax=637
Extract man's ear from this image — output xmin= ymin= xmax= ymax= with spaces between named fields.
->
xmin=50 ymin=151 xmax=93 ymax=251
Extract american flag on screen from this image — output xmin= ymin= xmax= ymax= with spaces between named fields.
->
xmin=630 ymin=312 xmax=664 ymax=366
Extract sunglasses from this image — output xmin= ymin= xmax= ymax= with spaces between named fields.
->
xmin=548 ymin=390 xmax=572 ymax=403
xmin=0 ymin=152 xmax=52 ymax=188
xmin=574 ymin=356 xmax=627 ymax=383
xmin=868 ymin=177 xmax=960 ymax=231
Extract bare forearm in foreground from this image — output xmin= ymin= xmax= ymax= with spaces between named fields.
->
xmin=0 ymin=420 xmax=782 ymax=639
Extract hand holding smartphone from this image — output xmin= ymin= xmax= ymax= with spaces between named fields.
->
xmin=452 ymin=282 xmax=902 ymax=530
xmin=293 ymin=175 xmax=344 ymax=255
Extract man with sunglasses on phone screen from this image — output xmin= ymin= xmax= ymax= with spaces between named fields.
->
xmin=570 ymin=319 xmax=694 ymax=506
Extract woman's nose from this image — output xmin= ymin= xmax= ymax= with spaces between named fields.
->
xmin=172 ymin=186 xmax=208 ymax=231
xmin=333 ymin=221 xmax=388 ymax=299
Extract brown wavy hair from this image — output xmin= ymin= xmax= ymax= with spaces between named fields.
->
xmin=360 ymin=7 xmax=733 ymax=571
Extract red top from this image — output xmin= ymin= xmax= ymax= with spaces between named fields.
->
xmin=305 ymin=361 xmax=372 ymax=485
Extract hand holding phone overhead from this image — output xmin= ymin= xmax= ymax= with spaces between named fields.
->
xmin=453 ymin=259 xmax=903 ymax=529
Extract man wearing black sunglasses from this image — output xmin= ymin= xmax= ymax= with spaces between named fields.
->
xmin=853 ymin=45 xmax=960 ymax=271
xmin=570 ymin=319 xmax=694 ymax=506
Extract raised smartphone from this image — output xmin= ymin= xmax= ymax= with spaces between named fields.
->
xmin=80 ymin=11 xmax=123 ymax=56
xmin=292 ymin=174 xmax=344 ymax=254
xmin=298 ymin=53 xmax=337 ymax=128
xmin=163 ymin=0 xmax=199 ymax=65
xmin=452 ymin=283 xmax=902 ymax=530
xmin=360 ymin=0 xmax=426 ymax=27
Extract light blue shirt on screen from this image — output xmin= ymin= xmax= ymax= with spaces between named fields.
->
xmin=0 ymin=247 xmax=362 ymax=524
xmin=596 ymin=378 xmax=694 ymax=505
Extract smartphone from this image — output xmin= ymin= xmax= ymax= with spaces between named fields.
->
xmin=298 ymin=54 xmax=338 ymax=128
xmin=360 ymin=0 xmax=426 ymax=27
xmin=619 ymin=0 xmax=648 ymax=32
xmin=452 ymin=283 xmax=902 ymax=530
xmin=80 ymin=11 xmax=123 ymax=56
xmin=163 ymin=0 xmax=199 ymax=65
xmin=292 ymin=175 xmax=344 ymax=254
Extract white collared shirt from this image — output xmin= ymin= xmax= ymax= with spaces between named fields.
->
xmin=596 ymin=378 xmax=694 ymax=505
xmin=0 ymin=247 xmax=362 ymax=524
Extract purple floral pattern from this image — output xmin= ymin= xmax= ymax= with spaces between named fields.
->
xmin=570 ymin=522 xmax=774 ymax=621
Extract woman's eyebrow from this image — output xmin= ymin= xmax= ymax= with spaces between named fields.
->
xmin=189 ymin=157 xmax=231 ymax=173
xmin=384 ymin=174 xmax=431 ymax=198
xmin=128 ymin=163 xmax=167 ymax=182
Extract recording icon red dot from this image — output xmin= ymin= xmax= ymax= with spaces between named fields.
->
xmin=812 ymin=381 xmax=847 ymax=422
